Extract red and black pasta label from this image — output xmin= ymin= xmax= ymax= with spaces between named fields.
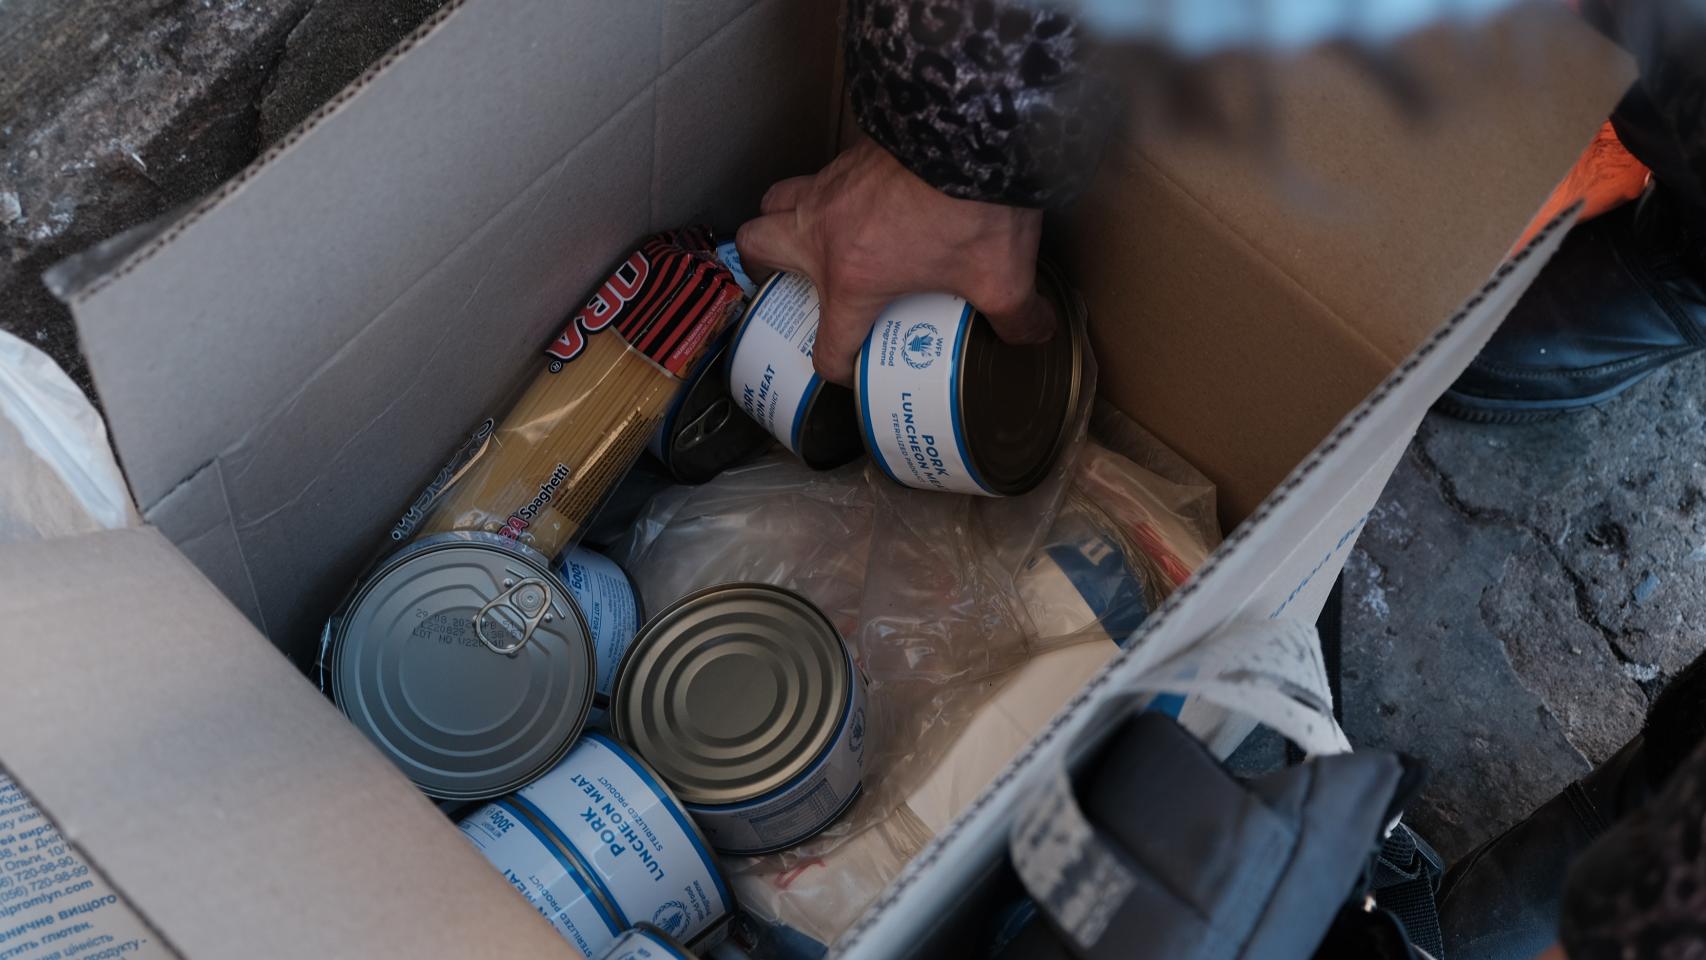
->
xmin=546 ymin=226 xmax=744 ymax=379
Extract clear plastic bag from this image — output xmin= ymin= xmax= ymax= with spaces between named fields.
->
xmin=613 ymin=373 xmax=1226 ymax=955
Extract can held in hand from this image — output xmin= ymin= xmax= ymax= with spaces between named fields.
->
xmin=323 ymin=531 xmax=596 ymax=801
xmin=594 ymin=923 xmax=698 ymax=960
xmin=612 ymin=583 xmax=868 ymax=855
xmin=555 ymin=546 xmax=643 ymax=722
xmin=726 ymin=272 xmax=863 ymax=470
xmin=458 ymin=732 xmax=733 ymax=957
xmin=649 ymin=332 xmax=771 ymax=484
xmin=854 ymin=263 xmax=1087 ymax=497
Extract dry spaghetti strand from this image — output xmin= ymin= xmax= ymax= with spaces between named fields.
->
xmin=419 ymin=229 xmax=745 ymax=559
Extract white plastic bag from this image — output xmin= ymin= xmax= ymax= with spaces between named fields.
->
xmin=0 ymin=330 xmax=135 ymax=541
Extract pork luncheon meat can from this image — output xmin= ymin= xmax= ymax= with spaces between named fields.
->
xmin=612 ymin=583 xmax=869 ymax=856
xmin=555 ymin=545 xmax=643 ymax=722
xmin=855 ymin=263 xmax=1087 ymax=496
xmin=323 ymin=531 xmax=596 ymax=801
xmin=726 ymin=271 xmax=864 ymax=470
xmin=458 ymin=732 xmax=732 ymax=957
xmin=594 ymin=923 xmax=698 ymax=960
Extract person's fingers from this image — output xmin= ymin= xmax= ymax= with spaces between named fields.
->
xmin=975 ymin=285 xmax=1057 ymax=345
xmin=812 ymin=289 xmax=886 ymax=386
xmin=760 ymin=176 xmax=815 ymax=215
xmin=735 ymin=213 xmax=811 ymax=276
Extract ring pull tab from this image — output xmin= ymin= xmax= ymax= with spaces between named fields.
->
xmin=475 ymin=577 xmax=553 ymax=657
xmin=673 ymin=397 xmax=733 ymax=454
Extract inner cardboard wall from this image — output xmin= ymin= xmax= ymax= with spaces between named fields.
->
xmin=1058 ymin=5 xmax=1630 ymax=527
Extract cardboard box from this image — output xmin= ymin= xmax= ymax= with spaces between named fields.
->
xmin=0 ymin=1 xmax=1629 ymax=957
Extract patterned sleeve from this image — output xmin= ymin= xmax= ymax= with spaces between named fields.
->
xmin=1558 ymin=738 xmax=1706 ymax=958
xmin=844 ymin=0 xmax=1124 ymax=209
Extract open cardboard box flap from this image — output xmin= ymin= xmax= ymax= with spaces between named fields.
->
xmin=1 ymin=0 xmax=1629 ymax=956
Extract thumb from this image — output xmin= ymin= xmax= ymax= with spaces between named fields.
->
xmin=735 ymin=212 xmax=811 ymax=277
xmin=812 ymin=289 xmax=886 ymax=386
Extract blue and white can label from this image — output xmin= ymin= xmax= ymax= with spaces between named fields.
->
xmin=856 ymin=294 xmax=992 ymax=496
xmin=594 ymin=924 xmax=695 ymax=960
xmin=555 ymin=547 xmax=641 ymax=704
xmin=727 ymin=272 xmax=826 ymax=457
xmin=461 ymin=734 xmax=731 ymax=955
xmin=460 ymin=801 xmax=624 ymax=956
xmin=686 ymin=661 xmax=869 ymax=855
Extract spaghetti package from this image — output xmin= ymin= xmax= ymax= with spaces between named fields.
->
xmin=410 ymin=227 xmax=746 ymax=558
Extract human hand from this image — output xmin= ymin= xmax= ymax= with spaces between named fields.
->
xmin=736 ymin=138 xmax=1057 ymax=385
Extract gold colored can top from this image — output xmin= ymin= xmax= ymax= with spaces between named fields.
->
xmin=611 ymin=582 xmax=853 ymax=806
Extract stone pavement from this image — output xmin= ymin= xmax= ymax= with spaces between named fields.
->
xmin=7 ymin=0 xmax=1704 ymax=874
xmin=1 ymin=0 xmax=447 ymax=393
xmin=1342 ymin=353 xmax=1706 ymax=860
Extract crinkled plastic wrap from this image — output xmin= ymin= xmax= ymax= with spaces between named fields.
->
xmin=615 ymin=404 xmax=1224 ymax=956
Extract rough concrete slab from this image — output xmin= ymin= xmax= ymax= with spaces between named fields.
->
xmin=1343 ymin=352 xmax=1706 ymax=862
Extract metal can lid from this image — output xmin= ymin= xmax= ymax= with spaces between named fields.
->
xmin=662 ymin=339 xmax=771 ymax=484
xmin=959 ymin=262 xmax=1088 ymax=495
xmin=611 ymin=583 xmax=851 ymax=806
xmin=330 ymin=531 xmax=596 ymax=800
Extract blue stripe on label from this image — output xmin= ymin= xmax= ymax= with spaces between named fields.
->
xmin=686 ymin=659 xmax=856 ymax=815
xmin=791 ymin=375 xmax=821 ymax=455
xmin=496 ymin=798 xmax=625 ymax=936
xmin=584 ymin=732 xmax=735 ymax=915
xmin=946 ymin=304 xmax=993 ymax=494
xmin=857 ymin=337 xmax=902 ymax=484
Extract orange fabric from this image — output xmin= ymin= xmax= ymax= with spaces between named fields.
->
xmin=1516 ymin=120 xmax=1650 ymax=250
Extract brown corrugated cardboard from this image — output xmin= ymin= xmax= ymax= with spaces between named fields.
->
xmin=0 ymin=0 xmax=1634 ymax=956
xmin=1065 ymin=2 xmax=1633 ymax=524
xmin=0 ymin=528 xmax=567 ymax=958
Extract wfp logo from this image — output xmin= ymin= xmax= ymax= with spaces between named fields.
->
xmin=652 ymin=901 xmax=690 ymax=936
xmin=849 ymin=708 xmax=866 ymax=752
xmin=901 ymin=322 xmax=943 ymax=370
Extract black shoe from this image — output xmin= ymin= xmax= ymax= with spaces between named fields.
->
xmin=1436 ymin=650 xmax=1706 ymax=959
xmin=1436 ymin=735 xmax=1655 ymax=959
xmin=1437 ymin=185 xmax=1706 ymax=423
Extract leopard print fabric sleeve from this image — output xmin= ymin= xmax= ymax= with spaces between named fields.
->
xmin=845 ymin=0 xmax=1122 ymax=209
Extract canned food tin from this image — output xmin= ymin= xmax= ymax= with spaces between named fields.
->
xmin=594 ymin=923 xmax=698 ymax=960
xmin=726 ymin=272 xmax=863 ymax=470
xmin=648 ymin=333 xmax=770 ymax=484
xmin=458 ymin=733 xmax=733 ymax=957
xmin=854 ymin=264 xmax=1087 ymax=496
xmin=612 ymin=583 xmax=869 ymax=855
xmin=326 ymin=531 xmax=596 ymax=800
xmin=555 ymin=546 xmax=643 ymax=720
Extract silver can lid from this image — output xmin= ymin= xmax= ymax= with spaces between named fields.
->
xmin=959 ymin=262 xmax=1088 ymax=495
xmin=611 ymin=583 xmax=851 ymax=806
xmin=331 ymin=531 xmax=595 ymax=800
